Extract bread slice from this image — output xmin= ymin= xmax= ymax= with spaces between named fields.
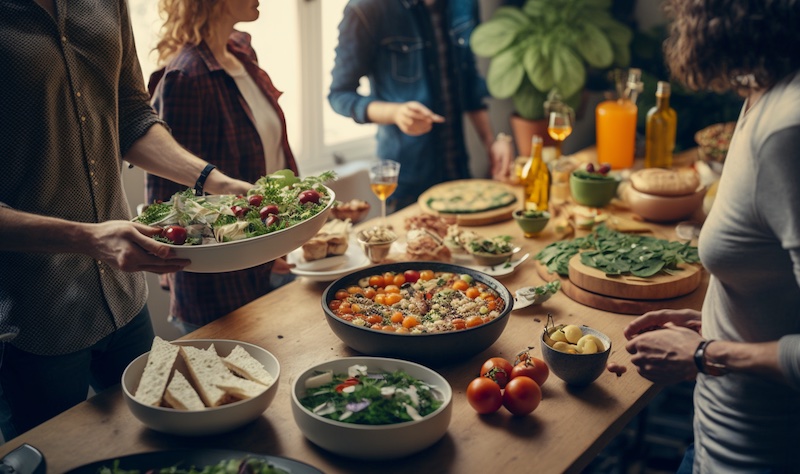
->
xmin=134 ymin=336 xmax=180 ymax=406
xmin=164 ymin=370 xmax=205 ymax=410
xmin=215 ymin=374 xmax=267 ymax=400
xmin=180 ymin=345 xmax=228 ymax=407
xmin=221 ymin=345 xmax=275 ymax=387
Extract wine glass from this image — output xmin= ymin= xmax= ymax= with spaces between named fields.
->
xmin=548 ymin=110 xmax=573 ymax=160
xmin=368 ymin=159 xmax=401 ymax=225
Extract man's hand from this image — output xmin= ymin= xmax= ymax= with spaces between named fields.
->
xmin=85 ymin=220 xmax=191 ymax=274
xmin=489 ymin=134 xmax=515 ymax=183
xmin=393 ymin=101 xmax=445 ymax=136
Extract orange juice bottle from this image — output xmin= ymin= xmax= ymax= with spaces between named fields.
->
xmin=595 ymin=69 xmax=642 ymax=169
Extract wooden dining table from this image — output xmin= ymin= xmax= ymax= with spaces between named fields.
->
xmin=0 ymin=157 xmax=708 ymax=473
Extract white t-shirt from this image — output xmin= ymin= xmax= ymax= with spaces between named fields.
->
xmin=223 ymin=57 xmax=286 ymax=173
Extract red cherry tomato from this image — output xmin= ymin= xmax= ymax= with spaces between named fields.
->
xmin=298 ymin=189 xmax=321 ymax=204
xmin=598 ymin=163 xmax=612 ymax=175
xmin=231 ymin=205 xmax=248 ymax=217
xmin=586 ymin=163 xmax=595 ymax=173
xmin=466 ymin=377 xmax=503 ymax=414
xmin=248 ymin=194 xmax=264 ymax=207
xmin=162 ymin=225 xmax=187 ymax=245
xmin=403 ymin=270 xmax=420 ymax=283
xmin=265 ymin=215 xmax=280 ymax=227
xmin=510 ymin=357 xmax=550 ymax=387
xmin=502 ymin=376 xmax=542 ymax=416
xmin=480 ymin=357 xmax=513 ymax=389
xmin=259 ymin=204 xmax=280 ymax=220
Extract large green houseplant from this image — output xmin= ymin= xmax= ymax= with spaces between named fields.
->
xmin=471 ymin=0 xmax=633 ymax=152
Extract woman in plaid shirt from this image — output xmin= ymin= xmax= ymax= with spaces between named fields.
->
xmin=146 ymin=0 xmax=299 ymax=334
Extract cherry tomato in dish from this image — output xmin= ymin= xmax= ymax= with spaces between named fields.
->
xmin=480 ymin=357 xmax=513 ymax=389
xmin=162 ymin=225 xmax=187 ymax=245
xmin=466 ymin=377 xmax=503 ymax=415
xmin=231 ymin=205 xmax=248 ymax=217
xmin=248 ymin=194 xmax=264 ymax=207
xmin=298 ymin=189 xmax=321 ymax=204
xmin=502 ymin=376 xmax=542 ymax=416
xmin=510 ymin=358 xmax=550 ymax=387
xmin=259 ymin=204 xmax=279 ymax=220
xmin=419 ymin=269 xmax=435 ymax=281
xmin=265 ymin=215 xmax=280 ymax=227
xmin=368 ymin=275 xmax=385 ymax=287
xmin=403 ymin=270 xmax=420 ymax=283
xmin=334 ymin=289 xmax=349 ymax=300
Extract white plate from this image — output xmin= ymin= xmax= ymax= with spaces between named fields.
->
xmin=287 ymin=235 xmax=370 ymax=282
xmin=452 ymin=251 xmax=529 ymax=278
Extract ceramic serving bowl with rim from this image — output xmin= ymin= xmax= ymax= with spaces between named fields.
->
xmin=143 ymin=186 xmax=335 ymax=273
xmin=291 ymin=356 xmax=453 ymax=460
xmin=540 ymin=326 xmax=611 ymax=386
xmin=121 ymin=339 xmax=280 ymax=436
xmin=622 ymin=183 xmax=707 ymax=222
xmin=321 ymin=262 xmax=513 ymax=363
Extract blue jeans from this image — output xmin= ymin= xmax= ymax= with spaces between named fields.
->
xmin=0 ymin=306 xmax=154 ymax=439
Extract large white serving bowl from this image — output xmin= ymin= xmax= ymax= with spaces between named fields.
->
xmin=159 ymin=186 xmax=334 ymax=273
xmin=291 ymin=357 xmax=453 ymax=460
xmin=122 ymin=339 xmax=280 ymax=436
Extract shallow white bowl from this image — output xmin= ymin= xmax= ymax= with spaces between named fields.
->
xmin=291 ymin=357 xmax=453 ymax=460
xmin=159 ymin=187 xmax=334 ymax=273
xmin=122 ymin=339 xmax=280 ymax=436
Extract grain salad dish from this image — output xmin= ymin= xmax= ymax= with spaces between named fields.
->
xmin=327 ymin=269 xmax=506 ymax=333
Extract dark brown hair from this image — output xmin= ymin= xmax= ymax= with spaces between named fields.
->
xmin=664 ymin=0 xmax=800 ymax=93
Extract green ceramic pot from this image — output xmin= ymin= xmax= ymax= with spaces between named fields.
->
xmin=513 ymin=210 xmax=551 ymax=238
xmin=569 ymin=173 xmax=620 ymax=208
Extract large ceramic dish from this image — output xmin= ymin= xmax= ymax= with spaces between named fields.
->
xmin=622 ymin=183 xmax=706 ymax=222
xmin=121 ymin=339 xmax=280 ymax=436
xmin=321 ymin=262 xmax=513 ymax=362
xmin=291 ymin=357 xmax=453 ymax=460
xmin=66 ymin=449 xmax=323 ymax=474
xmin=152 ymin=187 xmax=334 ymax=273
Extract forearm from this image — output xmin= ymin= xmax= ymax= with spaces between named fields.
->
xmin=366 ymin=101 xmax=401 ymax=126
xmin=705 ymin=339 xmax=786 ymax=384
xmin=125 ymin=125 xmax=250 ymax=195
xmin=0 ymin=207 xmax=92 ymax=255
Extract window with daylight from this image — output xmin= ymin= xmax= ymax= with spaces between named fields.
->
xmin=129 ymin=0 xmax=377 ymax=175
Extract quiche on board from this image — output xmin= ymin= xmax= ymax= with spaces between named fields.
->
xmin=423 ymin=180 xmax=517 ymax=214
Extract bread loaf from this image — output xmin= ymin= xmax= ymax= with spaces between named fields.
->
xmin=163 ymin=370 xmax=205 ymax=410
xmin=301 ymin=219 xmax=352 ymax=261
xmin=630 ymin=168 xmax=700 ymax=196
xmin=134 ymin=336 xmax=180 ymax=406
xmin=221 ymin=345 xmax=275 ymax=387
xmin=215 ymin=375 xmax=267 ymax=400
xmin=180 ymin=345 xmax=228 ymax=407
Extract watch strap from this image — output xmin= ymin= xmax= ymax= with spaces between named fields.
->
xmin=194 ymin=163 xmax=217 ymax=196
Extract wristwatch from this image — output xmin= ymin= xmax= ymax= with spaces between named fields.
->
xmin=693 ymin=339 xmax=729 ymax=376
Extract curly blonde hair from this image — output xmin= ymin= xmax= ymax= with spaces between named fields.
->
xmin=155 ymin=0 xmax=226 ymax=65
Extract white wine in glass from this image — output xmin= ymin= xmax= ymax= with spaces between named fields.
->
xmin=368 ymin=160 xmax=401 ymax=224
xmin=548 ymin=110 xmax=573 ymax=160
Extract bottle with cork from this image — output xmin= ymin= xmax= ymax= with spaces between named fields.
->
xmin=521 ymin=135 xmax=549 ymax=211
xmin=645 ymin=81 xmax=677 ymax=169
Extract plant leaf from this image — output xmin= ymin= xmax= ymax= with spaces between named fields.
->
xmin=523 ymin=44 xmax=554 ymax=93
xmin=582 ymin=0 xmax=612 ymax=8
xmin=471 ymin=18 xmax=523 ymax=57
xmin=551 ymin=44 xmax=585 ymax=98
xmin=575 ymin=23 xmax=614 ymax=68
xmin=486 ymin=47 xmax=525 ymax=99
xmin=512 ymin=80 xmax=547 ymax=120
xmin=490 ymin=6 xmax=533 ymax=26
xmin=523 ymin=0 xmax=549 ymax=18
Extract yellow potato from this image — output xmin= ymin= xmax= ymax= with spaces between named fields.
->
xmin=562 ymin=324 xmax=583 ymax=344
xmin=578 ymin=335 xmax=605 ymax=353
xmin=552 ymin=341 xmax=571 ymax=353
xmin=577 ymin=337 xmax=598 ymax=354
xmin=550 ymin=329 xmax=568 ymax=343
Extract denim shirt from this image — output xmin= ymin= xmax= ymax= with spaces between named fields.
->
xmin=329 ymin=0 xmax=489 ymax=206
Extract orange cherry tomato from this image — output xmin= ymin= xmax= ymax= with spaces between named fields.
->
xmin=335 ymin=290 xmax=349 ymax=300
xmin=465 ymin=316 xmax=484 ymax=328
xmin=363 ymin=287 xmax=377 ymax=299
xmin=384 ymin=293 xmax=402 ymax=305
xmin=366 ymin=315 xmax=383 ymax=325
xmin=465 ymin=287 xmax=481 ymax=299
xmin=347 ymin=286 xmax=363 ymax=295
xmin=452 ymin=279 xmax=469 ymax=291
xmin=383 ymin=272 xmax=396 ymax=283
xmin=368 ymin=275 xmax=385 ymax=287
xmin=373 ymin=294 xmax=386 ymax=305
xmin=390 ymin=311 xmax=404 ymax=323
xmin=419 ymin=269 xmax=435 ymax=281
xmin=402 ymin=316 xmax=420 ymax=329
xmin=452 ymin=319 xmax=467 ymax=330
xmin=384 ymin=284 xmax=400 ymax=294
xmin=393 ymin=274 xmax=406 ymax=286
xmin=381 ymin=325 xmax=396 ymax=332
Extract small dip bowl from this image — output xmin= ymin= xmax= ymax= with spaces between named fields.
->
xmin=570 ymin=171 xmax=620 ymax=208
xmin=357 ymin=226 xmax=397 ymax=264
xmin=512 ymin=210 xmax=551 ymax=238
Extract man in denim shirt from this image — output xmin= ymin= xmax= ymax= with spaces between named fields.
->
xmin=329 ymin=0 xmax=514 ymax=210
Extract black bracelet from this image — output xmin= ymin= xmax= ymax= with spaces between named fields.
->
xmin=194 ymin=163 xmax=216 ymax=196
xmin=693 ymin=339 xmax=711 ymax=374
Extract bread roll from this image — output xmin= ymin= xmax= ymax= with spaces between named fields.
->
xmin=630 ymin=168 xmax=700 ymax=196
xmin=134 ymin=336 xmax=180 ymax=406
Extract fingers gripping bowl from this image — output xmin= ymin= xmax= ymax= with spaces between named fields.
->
xmin=321 ymin=262 xmax=513 ymax=363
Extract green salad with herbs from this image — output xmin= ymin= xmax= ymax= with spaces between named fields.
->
xmin=535 ymin=224 xmax=700 ymax=278
xmin=135 ymin=170 xmax=335 ymax=245
xmin=299 ymin=365 xmax=444 ymax=425
xmin=98 ymin=457 xmax=290 ymax=474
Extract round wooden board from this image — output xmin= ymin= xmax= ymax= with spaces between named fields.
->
xmin=568 ymin=254 xmax=702 ymax=300
xmin=534 ymin=260 xmax=703 ymax=315
xmin=417 ymin=179 xmax=519 ymax=226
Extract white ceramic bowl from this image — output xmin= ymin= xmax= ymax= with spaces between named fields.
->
xmin=158 ymin=187 xmax=334 ymax=273
xmin=291 ymin=357 xmax=453 ymax=460
xmin=122 ymin=339 xmax=280 ymax=436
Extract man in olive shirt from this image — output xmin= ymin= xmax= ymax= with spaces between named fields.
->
xmin=0 ymin=0 xmax=250 ymax=437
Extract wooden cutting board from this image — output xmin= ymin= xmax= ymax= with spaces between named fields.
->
xmin=417 ymin=179 xmax=519 ymax=226
xmin=568 ymin=254 xmax=702 ymax=300
xmin=534 ymin=259 xmax=704 ymax=315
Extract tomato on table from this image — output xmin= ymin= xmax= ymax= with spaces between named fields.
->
xmin=466 ymin=377 xmax=503 ymax=414
xmin=480 ymin=357 xmax=513 ymax=389
xmin=502 ymin=376 xmax=542 ymax=416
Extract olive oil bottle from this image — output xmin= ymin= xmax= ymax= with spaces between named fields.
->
xmin=521 ymin=135 xmax=549 ymax=211
xmin=645 ymin=81 xmax=677 ymax=169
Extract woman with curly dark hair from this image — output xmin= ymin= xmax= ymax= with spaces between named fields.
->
xmin=608 ymin=1 xmax=800 ymax=472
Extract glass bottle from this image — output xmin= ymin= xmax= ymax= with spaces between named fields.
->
xmin=521 ymin=135 xmax=549 ymax=211
xmin=645 ymin=81 xmax=677 ymax=169
xmin=595 ymin=68 xmax=643 ymax=170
